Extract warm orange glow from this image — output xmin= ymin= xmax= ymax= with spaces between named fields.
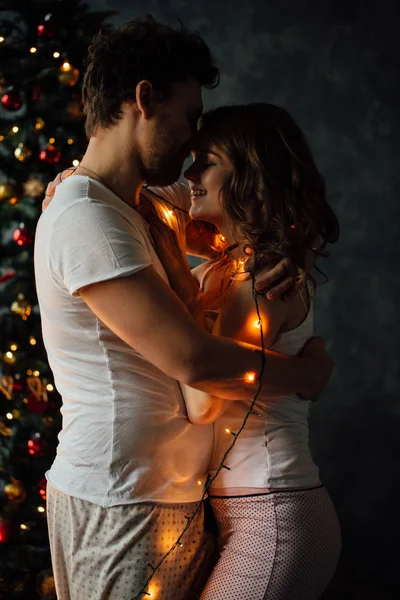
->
xmin=246 ymin=372 xmax=256 ymax=383
xmin=253 ymin=320 xmax=261 ymax=329
xmin=53 ymin=51 xmax=60 ymax=58
xmin=225 ymin=428 xmax=231 ymax=434
xmin=61 ymin=61 xmax=71 ymax=72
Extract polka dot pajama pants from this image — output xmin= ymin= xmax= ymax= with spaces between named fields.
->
xmin=46 ymin=482 xmax=215 ymax=600
xmin=200 ymin=486 xmax=341 ymax=600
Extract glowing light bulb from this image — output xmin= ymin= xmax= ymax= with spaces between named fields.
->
xmin=72 ymin=159 xmax=80 ymax=167
xmin=0 ymin=37 xmax=4 ymax=43
xmin=197 ymin=480 xmax=202 ymax=485
xmin=253 ymin=320 xmax=261 ymax=329
xmin=167 ymin=209 xmax=173 ymax=216
xmin=53 ymin=51 xmax=60 ymax=58
xmin=67 ymin=138 xmax=74 ymax=145
xmin=11 ymin=126 xmax=19 ymax=133
xmin=20 ymin=524 xmax=28 ymax=530
xmin=0 ymin=135 xmax=4 ymax=141
xmin=225 ymin=428 xmax=231 ymax=434
xmin=38 ymin=506 xmax=45 ymax=513
xmin=6 ymin=413 xmax=13 ymax=420
xmin=48 ymin=137 xmax=55 ymax=144
xmin=10 ymin=344 xmax=18 ymax=351
xmin=5 ymin=351 xmax=13 ymax=359
xmin=30 ymin=47 xmax=37 ymax=53
xmin=62 ymin=61 xmax=71 ymax=71
xmin=33 ymin=370 xmax=40 ymax=377
xmin=46 ymin=384 xmax=54 ymax=392
xmin=246 ymin=372 xmax=256 ymax=383
xmin=29 ymin=337 xmax=36 ymax=345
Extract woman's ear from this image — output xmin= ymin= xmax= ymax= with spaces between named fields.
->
xmin=136 ymin=80 xmax=155 ymax=120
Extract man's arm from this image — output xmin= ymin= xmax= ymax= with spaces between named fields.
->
xmin=81 ymin=266 xmax=333 ymax=401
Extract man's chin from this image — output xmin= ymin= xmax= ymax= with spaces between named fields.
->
xmin=144 ymin=165 xmax=183 ymax=188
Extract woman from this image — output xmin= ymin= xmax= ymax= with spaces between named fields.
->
xmin=180 ymin=103 xmax=341 ymax=600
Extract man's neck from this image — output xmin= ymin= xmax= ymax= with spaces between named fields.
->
xmin=75 ymin=131 xmax=143 ymax=206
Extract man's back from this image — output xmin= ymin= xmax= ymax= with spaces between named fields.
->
xmin=35 ymin=175 xmax=212 ymax=506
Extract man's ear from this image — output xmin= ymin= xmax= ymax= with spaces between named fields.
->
xmin=136 ymin=80 xmax=156 ymax=120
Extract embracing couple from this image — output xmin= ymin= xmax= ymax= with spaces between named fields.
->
xmin=35 ymin=15 xmax=341 ymax=600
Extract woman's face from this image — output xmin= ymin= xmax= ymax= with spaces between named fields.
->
xmin=184 ymin=137 xmax=233 ymax=228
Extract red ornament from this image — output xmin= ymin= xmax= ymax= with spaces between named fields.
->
xmin=27 ymin=434 xmax=47 ymax=457
xmin=25 ymin=393 xmax=47 ymax=414
xmin=1 ymin=90 xmax=22 ymax=111
xmin=37 ymin=23 xmax=54 ymax=38
xmin=13 ymin=225 xmax=32 ymax=247
xmin=39 ymin=145 xmax=61 ymax=164
xmin=38 ymin=477 xmax=47 ymax=501
xmin=0 ymin=517 xmax=12 ymax=543
xmin=0 ymin=269 xmax=16 ymax=284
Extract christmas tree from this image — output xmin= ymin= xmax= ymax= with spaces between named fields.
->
xmin=0 ymin=2 xmax=114 ymax=597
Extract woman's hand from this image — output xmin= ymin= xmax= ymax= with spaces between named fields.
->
xmin=42 ymin=168 xmax=75 ymax=211
xmin=139 ymin=198 xmax=205 ymax=325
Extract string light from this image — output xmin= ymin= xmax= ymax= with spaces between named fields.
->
xmin=61 ymin=61 xmax=71 ymax=72
xmin=48 ymin=137 xmax=55 ymax=144
xmin=29 ymin=337 xmax=36 ymax=345
xmin=30 ymin=47 xmax=37 ymax=53
xmin=10 ymin=344 xmax=18 ymax=351
xmin=72 ymin=159 xmax=80 ymax=167
xmin=11 ymin=126 xmax=19 ymax=133
xmin=6 ymin=413 xmax=13 ymax=420
xmin=253 ymin=319 xmax=261 ymax=328
xmin=33 ymin=370 xmax=40 ymax=377
xmin=0 ymin=135 xmax=4 ymax=141
xmin=37 ymin=506 xmax=45 ymax=513
xmin=67 ymin=138 xmax=74 ymax=144
xmin=0 ymin=36 xmax=4 ymax=43
xmin=136 ymin=272 xmax=266 ymax=599
xmin=46 ymin=384 xmax=54 ymax=392
xmin=20 ymin=524 xmax=28 ymax=530
xmin=53 ymin=51 xmax=60 ymax=58
xmin=5 ymin=351 xmax=13 ymax=360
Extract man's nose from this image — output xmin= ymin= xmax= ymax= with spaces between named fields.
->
xmin=184 ymin=164 xmax=197 ymax=182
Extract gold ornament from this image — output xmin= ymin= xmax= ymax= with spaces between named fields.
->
xmin=0 ymin=375 xmax=13 ymax=400
xmin=0 ymin=422 xmax=13 ymax=436
xmin=58 ymin=65 xmax=80 ymax=87
xmin=4 ymin=478 xmax=27 ymax=503
xmin=0 ymin=181 xmax=17 ymax=203
xmin=35 ymin=117 xmax=45 ymax=130
xmin=14 ymin=142 xmax=32 ymax=162
xmin=23 ymin=177 xmax=45 ymax=198
xmin=10 ymin=293 xmax=32 ymax=319
xmin=67 ymin=100 xmax=83 ymax=119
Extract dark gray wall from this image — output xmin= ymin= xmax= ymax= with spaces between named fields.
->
xmin=88 ymin=1 xmax=400 ymax=596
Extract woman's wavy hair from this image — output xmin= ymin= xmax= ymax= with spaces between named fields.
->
xmin=198 ymin=103 xmax=339 ymax=284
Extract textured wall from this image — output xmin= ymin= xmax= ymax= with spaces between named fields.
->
xmin=87 ymin=1 xmax=400 ymax=595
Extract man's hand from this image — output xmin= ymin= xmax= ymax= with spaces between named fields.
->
xmin=42 ymin=168 xmax=74 ymax=211
xmin=247 ymin=241 xmax=320 ymax=301
xmin=298 ymin=336 xmax=334 ymax=401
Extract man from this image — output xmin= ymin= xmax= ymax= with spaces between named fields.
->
xmin=35 ymin=16 xmax=333 ymax=600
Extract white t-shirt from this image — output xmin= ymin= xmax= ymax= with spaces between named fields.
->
xmin=208 ymin=302 xmax=320 ymax=489
xmin=34 ymin=175 xmax=213 ymax=507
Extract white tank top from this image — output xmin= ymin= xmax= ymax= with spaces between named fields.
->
xmin=208 ymin=298 xmax=320 ymax=490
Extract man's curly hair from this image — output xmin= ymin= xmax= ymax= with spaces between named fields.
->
xmin=82 ymin=15 xmax=219 ymax=137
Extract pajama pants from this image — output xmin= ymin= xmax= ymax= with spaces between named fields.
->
xmin=200 ymin=486 xmax=341 ymax=600
xmin=46 ymin=482 xmax=215 ymax=600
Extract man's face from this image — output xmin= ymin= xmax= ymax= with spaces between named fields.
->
xmin=140 ymin=78 xmax=203 ymax=187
